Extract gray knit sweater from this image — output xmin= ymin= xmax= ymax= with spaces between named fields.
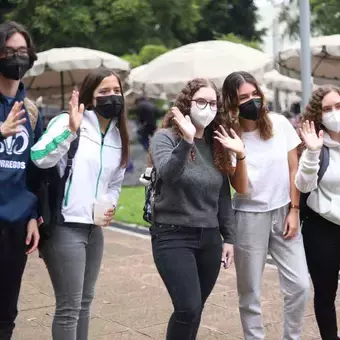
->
xmin=150 ymin=128 xmax=235 ymax=243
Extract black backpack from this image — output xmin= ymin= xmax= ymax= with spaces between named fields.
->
xmin=299 ymin=145 xmax=329 ymax=223
xmin=36 ymin=128 xmax=80 ymax=247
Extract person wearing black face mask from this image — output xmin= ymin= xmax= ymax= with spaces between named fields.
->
xmin=238 ymin=97 xmax=262 ymax=121
xmin=0 ymin=21 xmax=42 ymax=340
xmin=0 ymin=51 xmax=31 ymax=81
xmin=31 ymin=68 xmax=129 ymax=340
xmin=222 ymin=71 xmax=309 ymax=340
xmin=94 ymin=94 xmax=124 ymax=122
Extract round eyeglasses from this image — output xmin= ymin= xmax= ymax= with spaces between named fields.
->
xmin=191 ymin=98 xmax=218 ymax=111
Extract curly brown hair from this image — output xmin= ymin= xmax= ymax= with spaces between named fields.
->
xmin=301 ymin=85 xmax=340 ymax=132
xmin=149 ymin=78 xmax=232 ymax=175
xmin=297 ymin=85 xmax=340 ymax=155
xmin=222 ymin=71 xmax=273 ymax=140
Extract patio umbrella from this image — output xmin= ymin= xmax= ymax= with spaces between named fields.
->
xmin=278 ymin=35 xmax=340 ymax=86
xmin=126 ymin=65 xmax=147 ymax=86
xmin=264 ymin=70 xmax=306 ymax=93
xmin=23 ymin=47 xmax=130 ymax=109
xmin=130 ymin=40 xmax=272 ymax=99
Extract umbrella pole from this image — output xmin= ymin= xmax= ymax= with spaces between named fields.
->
xmin=299 ymin=0 xmax=312 ymax=108
xmin=272 ymin=11 xmax=280 ymax=113
xmin=60 ymin=71 xmax=65 ymax=110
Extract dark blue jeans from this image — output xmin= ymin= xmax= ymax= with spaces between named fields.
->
xmin=151 ymin=224 xmax=222 ymax=340
xmin=0 ymin=221 xmax=27 ymax=340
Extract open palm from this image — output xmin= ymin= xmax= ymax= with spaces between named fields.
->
xmin=299 ymin=120 xmax=323 ymax=151
xmin=68 ymin=90 xmax=85 ymax=133
xmin=172 ymin=107 xmax=196 ymax=143
xmin=214 ymin=126 xmax=244 ymax=154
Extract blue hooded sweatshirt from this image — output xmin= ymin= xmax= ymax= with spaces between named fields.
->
xmin=0 ymin=82 xmax=43 ymax=224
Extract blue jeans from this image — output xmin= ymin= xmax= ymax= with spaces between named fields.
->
xmin=40 ymin=223 xmax=104 ymax=340
xmin=151 ymin=224 xmax=222 ymax=340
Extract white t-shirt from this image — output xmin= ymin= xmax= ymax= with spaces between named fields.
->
xmin=232 ymin=113 xmax=301 ymax=212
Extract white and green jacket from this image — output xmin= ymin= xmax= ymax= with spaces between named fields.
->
xmin=31 ymin=110 xmax=126 ymax=224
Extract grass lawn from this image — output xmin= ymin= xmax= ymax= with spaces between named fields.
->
xmin=114 ymin=185 xmax=235 ymax=227
xmin=114 ymin=186 xmax=150 ymax=227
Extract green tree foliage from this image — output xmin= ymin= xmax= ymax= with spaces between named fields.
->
xmin=0 ymin=0 xmax=15 ymax=23
xmin=196 ymin=0 xmax=265 ymax=44
xmin=311 ymin=0 xmax=340 ymax=36
xmin=217 ymin=33 xmax=262 ymax=51
xmin=121 ymin=53 xmax=141 ymax=68
xmin=279 ymin=0 xmax=340 ymax=40
xmin=139 ymin=45 xmax=168 ymax=64
xmin=5 ymin=0 xmax=264 ymax=56
xmin=121 ymin=44 xmax=169 ymax=68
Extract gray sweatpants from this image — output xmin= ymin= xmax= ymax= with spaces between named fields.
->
xmin=234 ymin=204 xmax=310 ymax=340
xmin=40 ymin=224 xmax=104 ymax=340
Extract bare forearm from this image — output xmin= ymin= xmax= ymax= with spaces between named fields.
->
xmin=288 ymin=148 xmax=300 ymax=207
xmin=230 ymin=152 xmax=248 ymax=194
xmin=290 ymin=168 xmax=300 ymax=206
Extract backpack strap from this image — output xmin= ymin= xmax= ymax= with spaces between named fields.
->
xmin=317 ymin=145 xmax=329 ymax=184
xmin=62 ymin=128 xmax=80 ymax=182
xmin=24 ymin=97 xmax=38 ymax=131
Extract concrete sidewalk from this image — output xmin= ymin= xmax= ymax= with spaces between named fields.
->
xmin=14 ymin=228 xmax=335 ymax=339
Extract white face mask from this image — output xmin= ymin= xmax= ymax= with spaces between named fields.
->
xmin=190 ymin=105 xmax=216 ymax=128
xmin=322 ymin=110 xmax=340 ymax=133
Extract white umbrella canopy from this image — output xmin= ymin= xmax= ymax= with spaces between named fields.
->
xmin=23 ymin=47 xmax=130 ymax=108
xmin=126 ymin=65 xmax=147 ymax=86
xmin=278 ymin=35 xmax=340 ymax=86
xmin=264 ymin=69 xmax=303 ymax=93
xmin=130 ymin=40 xmax=273 ymax=99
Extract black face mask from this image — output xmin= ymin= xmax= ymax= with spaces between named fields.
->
xmin=0 ymin=55 xmax=31 ymax=80
xmin=94 ymin=95 xmax=124 ymax=121
xmin=239 ymin=98 xmax=262 ymax=121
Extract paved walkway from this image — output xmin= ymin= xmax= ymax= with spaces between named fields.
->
xmin=14 ymin=228 xmax=336 ymax=339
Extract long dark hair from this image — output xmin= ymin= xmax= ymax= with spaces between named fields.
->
xmin=151 ymin=78 xmax=232 ymax=175
xmin=0 ymin=21 xmax=37 ymax=68
xmin=222 ymin=71 xmax=273 ymax=140
xmin=79 ymin=68 xmax=129 ymax=168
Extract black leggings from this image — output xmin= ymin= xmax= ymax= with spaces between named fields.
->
xmin=151 ymin=224 xmax=222 ymax=340
xmin=303 ymin=214 xmax=340 ymax=340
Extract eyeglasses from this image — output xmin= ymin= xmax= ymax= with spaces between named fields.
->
xmin=191 ymin=98 xmax=218 ymax=111
xmin=3 ymin=47 xmax=29 ymax=59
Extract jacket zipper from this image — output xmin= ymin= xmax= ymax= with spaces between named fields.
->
xmin=95 ymin=121 xmax=111 ymax=199
xmin=64 ymin=120 xmax=110 ymax=206
xmin=95 ymin=138 xmax=104 ymax=199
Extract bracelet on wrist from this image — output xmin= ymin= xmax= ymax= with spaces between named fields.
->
xmin=236 ymin=155 xmax=246 ymax=161
xmin=290 ymin=204 xmax=300 ymax=210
